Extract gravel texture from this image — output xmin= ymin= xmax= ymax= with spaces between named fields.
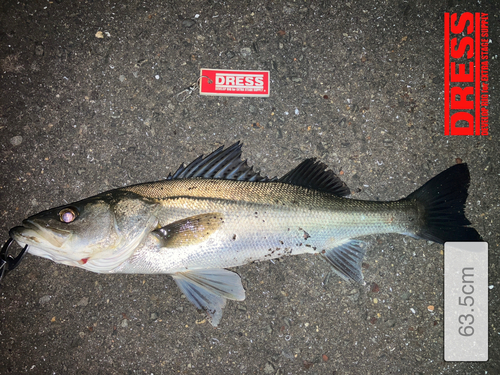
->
xmin=1 ymin=1 xmax=498 ymax=374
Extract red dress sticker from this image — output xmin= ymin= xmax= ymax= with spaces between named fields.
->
xmin=199 ymin=69 xmax=270 ymax=97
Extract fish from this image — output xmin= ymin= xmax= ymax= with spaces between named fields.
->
xmin=9 ymin=142 xmax=482 ymax=326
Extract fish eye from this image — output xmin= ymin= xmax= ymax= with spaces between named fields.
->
xmin=59 ymin=207 xmax=78 ymax=223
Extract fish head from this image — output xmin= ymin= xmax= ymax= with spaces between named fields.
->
xmin=9 ymin=193 xmax=158 ymax=272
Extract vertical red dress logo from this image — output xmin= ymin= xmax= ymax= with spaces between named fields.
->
xmin=444 ymin=13 xmax=489 ymax=135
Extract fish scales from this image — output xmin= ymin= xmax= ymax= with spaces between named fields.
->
xmin=116 ymin=178 xmax=417 ymax=273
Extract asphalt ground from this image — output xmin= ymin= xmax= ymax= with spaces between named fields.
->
xmin=0 ymin=0 xmax=498 ymax=374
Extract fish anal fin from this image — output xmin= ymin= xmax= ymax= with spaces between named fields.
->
xmin=172 ymin=269 xmax=246 ymax=326
xmin=153 ymin=213 xmax=224 ymax=248
xmin=322 ymin=240 xmax=367 ymax=284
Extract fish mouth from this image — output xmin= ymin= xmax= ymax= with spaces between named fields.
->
xmin=10 ymin=219 xmax=72 ymax=249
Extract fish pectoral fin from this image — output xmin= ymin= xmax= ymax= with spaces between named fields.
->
xmin=152 ymin=213 xmax=224 ymax=248
xmin=322 ymin=240 xmax=367 ymax=284
xmin=172 ymin=269 xmax=246 ymax=326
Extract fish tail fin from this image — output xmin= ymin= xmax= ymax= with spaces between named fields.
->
xmin=405 ymin=163 xmax=482 ymax=244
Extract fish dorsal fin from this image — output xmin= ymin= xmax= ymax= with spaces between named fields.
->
xmin=167 ymin=142 xmax=277 ymax=182
xmin=278 ymin=158 xmax=350 ymax=197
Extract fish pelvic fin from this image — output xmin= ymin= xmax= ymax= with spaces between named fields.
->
xmin=172 ymin=269 xmax=245 ymax=326
xmin=322 ymin=240 xmax=367 ymax=284
xmin=405 ymin=163 xmax=482 ymax=244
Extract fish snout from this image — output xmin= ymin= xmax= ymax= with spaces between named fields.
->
xmin=10 ymin=219 xmax=71 ymax=248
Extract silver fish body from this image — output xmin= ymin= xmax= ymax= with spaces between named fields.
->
xmin=10 ymin=143 xmax=481 ymax=325
xmin=113 ymin=179 xmax=417 ymax=274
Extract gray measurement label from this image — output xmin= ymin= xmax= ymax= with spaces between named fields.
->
xmin=444 ymin=242 xmax=488 ymax=361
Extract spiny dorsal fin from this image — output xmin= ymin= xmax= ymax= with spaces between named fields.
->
xmin=167 ymin=142 xmax=277 ymax=182
xmin=278 ymin=158 xmax=350 ymax=197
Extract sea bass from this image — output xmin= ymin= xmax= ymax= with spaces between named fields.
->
xmin=10 ymin=143 xmax=481 ymax=325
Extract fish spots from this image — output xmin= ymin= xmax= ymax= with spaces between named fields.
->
xmin=279 ymin=240 xmax=284 ymax=245
xmin=187 ymin=186 xmax=197 ymax=191
xmin=299 ymin=227 xmax=311 ymax=240
xmin=232 ymin=234 xmax=237 ymax=241
xmin=265 ymin=247 xmax=292 ymax=258
xmin=264 ymin=248 xmax=275 ymax=258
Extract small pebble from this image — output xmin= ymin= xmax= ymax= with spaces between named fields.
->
xmin=35 ymin=45 xmax=44 ymax=56
xmin=95 ymin=31 xmax=104 ymax=38
xmin=119 ymin=75 xmax=125 ymax=82
xmin=240 ymin=47 xmax=252 ymax=57
xmin=39 ymin=295 xmax=51 ymax=305
xmin=182 ymin=19 xmax=195 ymax=28
xmin=264 ymin=362 xmax=274 ymax=374
xmin=10 ymin=135 xmax=23 ymax=146
xmin=77 ymin=297 xmax=89 ymax=307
